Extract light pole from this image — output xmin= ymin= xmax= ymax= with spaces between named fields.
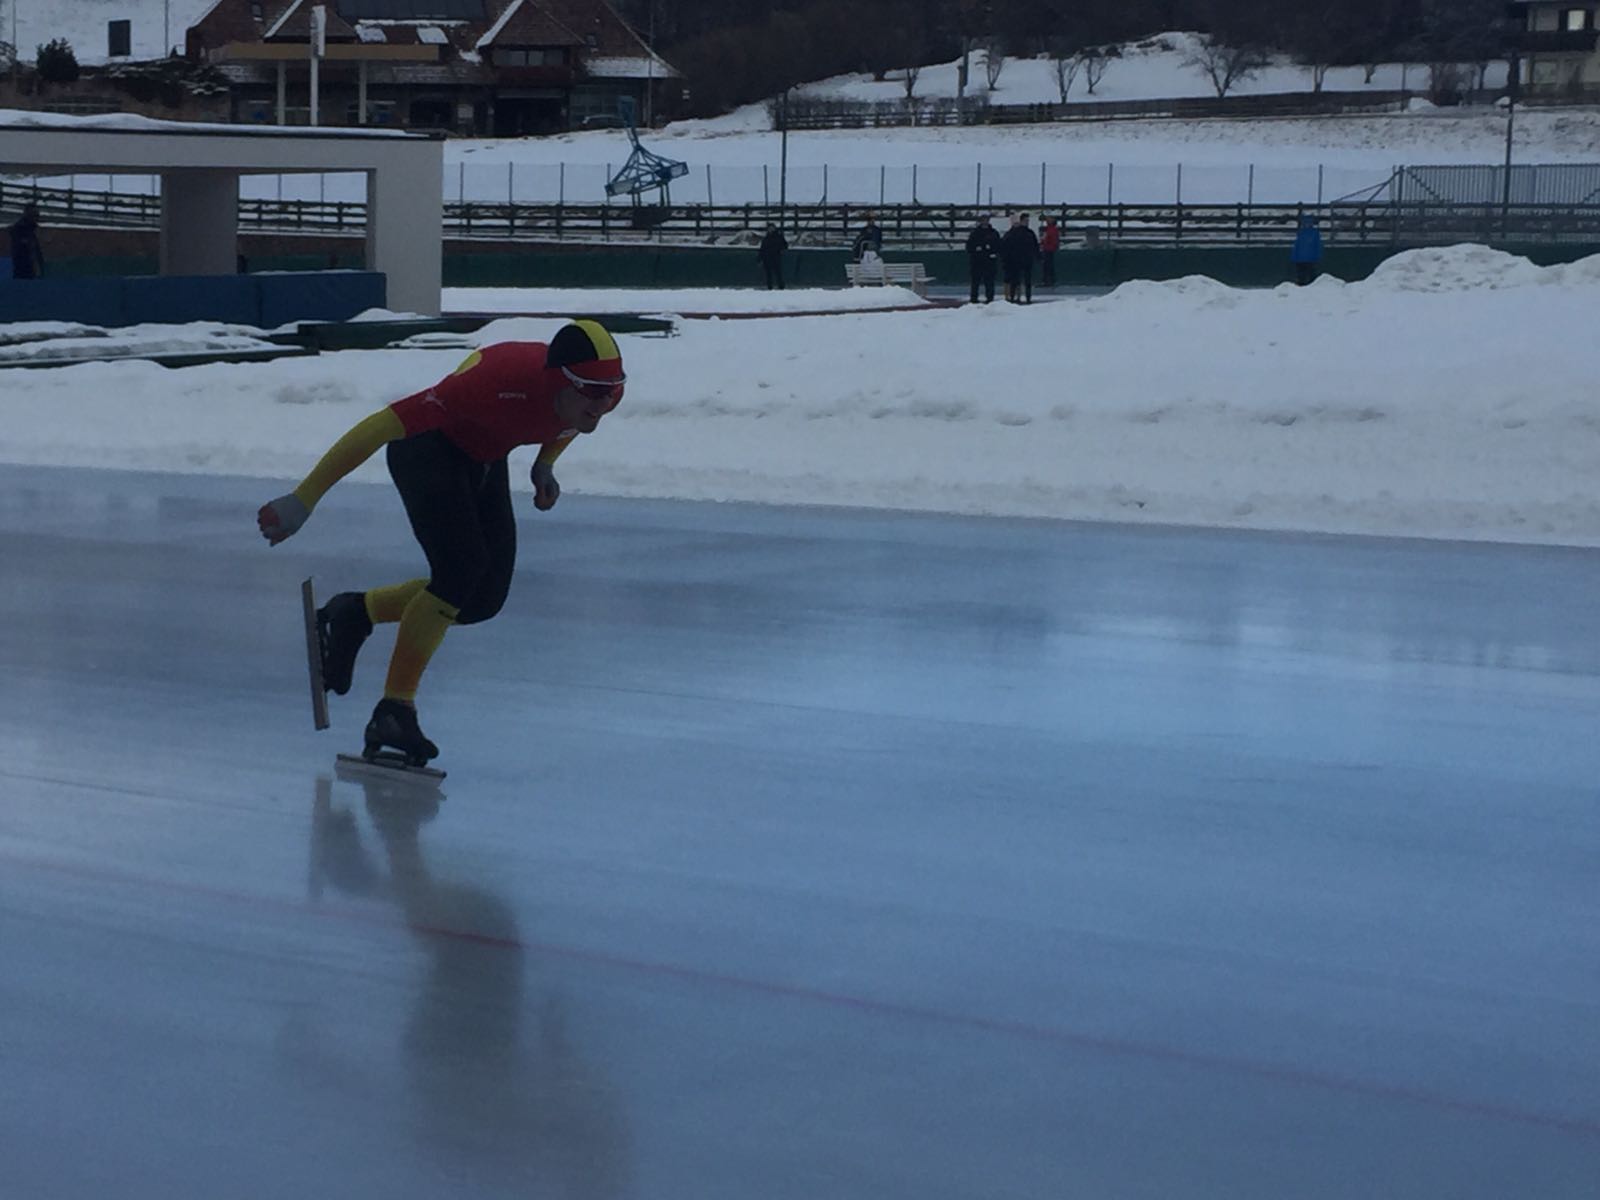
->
xmin=1501 ymin=25 xmax=1520 ymax=240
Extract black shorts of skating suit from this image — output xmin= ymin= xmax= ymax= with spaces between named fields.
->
xmin=386 ymin=432 xmax=515 ymax=626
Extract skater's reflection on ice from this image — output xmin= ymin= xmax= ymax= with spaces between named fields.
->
xmin=308 ymin=774 xmax=632 ymax=1197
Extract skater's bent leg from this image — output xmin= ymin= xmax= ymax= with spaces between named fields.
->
xmin=384 ymin=589 xmax=460 ymax=702
xmin=365 ymin=578 xmax=428 ymax=624
xmin=457 ymin=459 xmax=516 ymax=627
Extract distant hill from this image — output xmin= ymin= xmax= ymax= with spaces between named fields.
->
xmin=4 ymin=0 xmax=216 ymax=65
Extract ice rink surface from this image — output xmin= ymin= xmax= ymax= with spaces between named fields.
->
xmin=2 ymin=463 xmax=1597 ymax=1198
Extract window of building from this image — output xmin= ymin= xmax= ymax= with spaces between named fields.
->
xmin=1532 ymin=60 xmax=1560 ymax=84
xmin=1563 ymin=8 xmax=1590 ymax=30
xmin=496 ymin=47 xmax=565 ymax=67
xmin=346 ymin=99 xmax=397 ymax=124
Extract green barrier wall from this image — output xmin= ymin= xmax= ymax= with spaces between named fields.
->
xmin=32 ymin=242 xmax=1600 ymax=297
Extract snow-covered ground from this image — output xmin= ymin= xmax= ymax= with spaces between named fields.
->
xmin=35 ymin=105 xmax=1596 ymax=209
xmin=2 ymin=244 xmax=1597 ymax=547
xmin=4 ymin=0 xmax=214 ymax=63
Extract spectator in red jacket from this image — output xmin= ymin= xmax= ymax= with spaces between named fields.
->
xmin=1039 ymin=217 xmax=1061 ymax=288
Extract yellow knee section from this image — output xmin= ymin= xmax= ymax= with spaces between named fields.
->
xmin=383 ymin=589 xmax=459 ymax=702
xmin=364 ymin=578 xmax=429 ymax=625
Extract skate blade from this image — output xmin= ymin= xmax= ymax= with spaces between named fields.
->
xmin=301 ymin=578 xmax=331 ymax=732
xmin=336 ymin=752 xmax=446 ymax=785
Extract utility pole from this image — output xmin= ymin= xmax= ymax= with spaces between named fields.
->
xmin=1501 ymin=52 xmax=1519 ymax=240
xmin=644 ymin=0 xmax=654 ymax=128
xmin=310 ymin=3 xmax=326 ymax=125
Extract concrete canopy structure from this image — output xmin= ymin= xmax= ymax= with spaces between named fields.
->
xmin=0 ymin=114 xmax=443 ymax=314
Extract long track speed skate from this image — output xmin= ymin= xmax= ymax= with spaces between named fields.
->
xmin=304 ymin=578 xmax=446 ymax=784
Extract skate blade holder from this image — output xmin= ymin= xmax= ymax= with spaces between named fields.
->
xmin=336 ymin=752 xmax=447 ymax=785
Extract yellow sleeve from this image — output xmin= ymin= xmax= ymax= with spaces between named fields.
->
xmin=292 ymin=408 xmax=406 ymax=510
xmin=534 ymin=430 xmax=579 ymax=469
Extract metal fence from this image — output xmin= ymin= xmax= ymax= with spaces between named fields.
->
xmin=32 ymin=162 xmax=1599 ymax=210
xmin=12 ymin=161 xmax=1401 ymax=208
xmin=1389 ymin=164 xmax=1600 ymax=206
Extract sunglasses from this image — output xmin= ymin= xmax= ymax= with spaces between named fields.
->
xmin=561 ymin=365 xmax=626 ymax=413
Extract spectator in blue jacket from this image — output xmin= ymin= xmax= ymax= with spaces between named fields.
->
xmin=1292 ymin=214 xmax=1323 ymax=286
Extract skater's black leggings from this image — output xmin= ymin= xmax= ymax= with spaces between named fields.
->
xmin=387 ymin=432 xmax=515 ymax=626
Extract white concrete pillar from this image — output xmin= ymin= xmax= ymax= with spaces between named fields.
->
xmin=159 ymin=170 xmax=240 ymax=275
xmin=366 ymin=158 xmax=441 ymax=315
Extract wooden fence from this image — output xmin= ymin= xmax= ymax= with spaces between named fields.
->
xmin=7 ymin=179 xmax=1600 ymax=248
xmin=775 ymin=89 xmax=1419 ymax=130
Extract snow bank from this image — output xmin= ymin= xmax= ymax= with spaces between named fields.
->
xmin=2 ymin=244 xmax=1598 ymax=547
xmin=444 ymin=286 xmax=929 ymax=315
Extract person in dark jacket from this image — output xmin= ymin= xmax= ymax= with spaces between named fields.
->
xmin=1000 ymin=212 xmax=1040 ymax=304
xmin=1292 ymin=215 xmax=1323 ymax=286
xmin=965 ymin=214 xmax=1001 ymax=303
xmin=1038 ymin=216 xmax=1061 ymax=287
xmin=851 ymin=214 xmax=883 ymax=262
xmin=8 ymin=203 xmax=44 ymax=280
xmin=757 ymin=225 xmax=788 ymax=290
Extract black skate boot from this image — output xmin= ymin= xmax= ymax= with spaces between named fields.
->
xmin=318 ymin=592 xmax=373 ymax=696
xmin=364 ymin=698 xmax=440 ymax=768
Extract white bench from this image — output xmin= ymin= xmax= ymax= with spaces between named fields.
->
xmin=844 ymin=260 xmax=932 ymax=297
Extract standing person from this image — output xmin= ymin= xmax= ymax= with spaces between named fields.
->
xmin=1039 ymin=216 xmax=1060 ymax=288
xmin=851 ymin=213 xmax=883 ymax=262
xmin=1001 ymin=212 xmax=1040 ymax=304
xmin=257 ymin=320 xmax=626 ymax=766
xmin=8 ymin=203 xmax=44 ymax=280
xmin=757 ymin=225 xmax=788 ymax=290
xmin=965 ymin=213 xmax=1001 ymax=304
xmin=1292 ymin=214 xmax=1323 ymax=286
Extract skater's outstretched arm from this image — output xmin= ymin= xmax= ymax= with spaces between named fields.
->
xmin=258 ymin=409 xmax=406 ymax=545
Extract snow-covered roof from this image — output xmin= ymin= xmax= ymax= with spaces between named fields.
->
xmin=585 ymin=53 xmax=679 ymax=79
xmin=0 ymin=107 xmax=422 ymax=137
xmin=475 ymin=0 xmax=524 ymax=49
xmin=417 ymin=25 xmax=449 ymax=44
xmin=263 ymin=0 xmax=305 ymax=39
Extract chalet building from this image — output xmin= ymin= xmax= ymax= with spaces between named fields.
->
xmin=1511 ymin=0 xmax=1600 ymax=95
xmin=186 ymin=0 xmax=682 ymax=135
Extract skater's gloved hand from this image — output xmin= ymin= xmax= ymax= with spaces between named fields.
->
xmin=531 ymin=462 xmax=560 ymax=512
xmin=258 ymin=494 xmax=310 ymax=545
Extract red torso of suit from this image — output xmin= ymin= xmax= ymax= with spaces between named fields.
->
xmin=389 ymin=342 xmax=574 ymax=463
xmin=1040 ymin=227 xmax=1060 ymax=252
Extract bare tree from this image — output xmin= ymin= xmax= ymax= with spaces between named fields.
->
xmin=1185 ymin=35 xmax=1269 ymax=98
xmin=983 ymin=38 xmax=1006 ymax=90
xmin=902 ymin=63 xmax=921 ymax=101
xmin=1082 ymin=47 xmax=1110 ymax=95
xmin=1050 ymin=47 xmax=1083 ymax=102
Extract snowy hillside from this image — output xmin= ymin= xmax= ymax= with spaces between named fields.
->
xmin=792 ymin=32 xmax=1509 ymax=108
xmin=3 ymin=0 xmax=215 ymax=62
